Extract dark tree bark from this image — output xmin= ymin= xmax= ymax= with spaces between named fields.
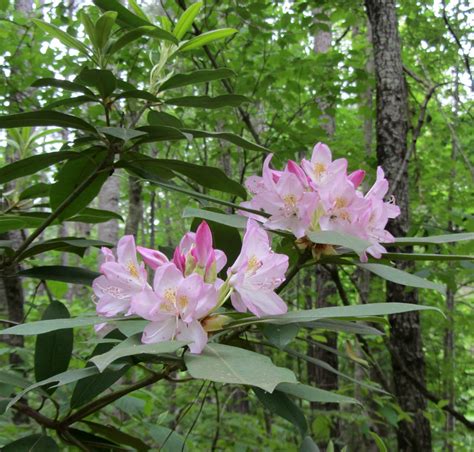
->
xmin=365 ymin=1 xmax=432 ymax=450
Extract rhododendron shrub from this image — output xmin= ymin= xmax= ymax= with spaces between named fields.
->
xmin=0 ymin=2 xmax=464 ymax=450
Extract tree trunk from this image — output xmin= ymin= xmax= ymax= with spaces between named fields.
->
xmin=125 ymin=176 xmax=143 ymax=238
xmin=365 ymin=1 xmax=432 ymax=450
xmin=443 ymin=67 xmax=459 ymax=452
xmin=98 ymin=174 xmax=120 ymax=245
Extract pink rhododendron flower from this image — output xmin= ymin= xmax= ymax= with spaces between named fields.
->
xmin=131 ymin=263 xmax=218 ymax=353
xmin=93 ymin=235 xmax=147 ymax=317
xmin=241 ymin=155 xmax=318 ymax=238
xmin=301 ymin=142 xmax=347 ymax=188
xmin=228 ymin=219 xmax=289 ymax=317
xmin=240 ymin=143 xmax=400 ymax=261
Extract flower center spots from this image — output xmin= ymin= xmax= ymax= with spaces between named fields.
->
xmin=339 ymin=210 xmax=350 ymax=221
xmin=283 ymin=194 xmax=297 ymax=208
xmin=247 ymin=255 xmax=261 ymax=272
xmin=177 ymin=295 xmax=188 ymax=311
xmin=164 ymin=288 xmax=176 ymax=303
xmin=314 ymin=162 xmax=326 ymax=177
xmin=334 ymin=197 xmax=347 ymax=209
xmin=128 ymin=262 xmax=139 ymax=279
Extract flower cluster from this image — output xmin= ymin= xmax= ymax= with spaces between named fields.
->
xmin=93 ymin=220 xmax=288 ymax=353
xmin=240 ymin=142 xmax=400 ymax=260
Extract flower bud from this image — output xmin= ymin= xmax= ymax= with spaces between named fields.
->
xmin=202 ymin=315 xmax=231 ymax=332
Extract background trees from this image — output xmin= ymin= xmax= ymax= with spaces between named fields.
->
xmin=0 ymin=0 xmax=472 ymax=450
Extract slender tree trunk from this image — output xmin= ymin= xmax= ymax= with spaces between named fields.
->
xmin=365 ymin=1 xmax=432 ymax=450
xmin=98 ymin=174 xmax=120 ymax=244
xmin=125 ymin=176 xmax=143 ymax=238
xmin=443 ymin=67 xmax=459 ymax=452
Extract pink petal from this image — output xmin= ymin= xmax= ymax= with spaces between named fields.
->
xmin=116 ymin=235 xmax=138 ymax=266
xmin=348 ymin=169 xmax=366 ymax=188
xmin=176 ymin=320 xmax=208 ymax=354
xmin=142 ymin=318 xmax=177 ymax=344
xmin=137 ymin=246 xmax=169 ymax=270
xmin=131 ymin=285 xmax=164 ymax=321
xmin=311 ymin=142 xmax=332 ymax=165
xmin=153 ymin=263 xmax=184 ymax=295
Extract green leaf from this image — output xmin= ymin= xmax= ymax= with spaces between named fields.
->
xmin=148 ymin=110 xmax=183 ymax=128
xmin=79 ymin=10 xmax=97 ymax=47
xmin=184 ymin=343 xmax=297 ymax=392
xmin=34 ymin=301 xmax=73 ymax=393
xmin=0 ymin=215 xmax=44 ymax=233
xmin=94 ymin=0 xmax=178 ymax=43
xmin=82 ymin=421 xmax=149 ymax=451
xmin=183 ymin=207 xmax=248 ymax=229
xmin=94 ymin=0 xmax=150 ymax=27
xmin=71 ymin=332 xmax=130 ymax=408
xmin=107 ymin=25 xmax=178 ymax=55
xmin=0 ymin=151 xmax=78 ymax=185
xmin=6 ymin=367 xmax=103 ymax=411
xmin=262 ymin=324 xmax=299 ymax=348
xmin=382 ymin=252 xmax=474 ymax=261
xmin=32 ymin=19 xmax=91 ymax=57
xmin=145 ymin=178 xmax=266 ymax=217
xmin=231 ymin=302 xmax=443 ymax=327
xmin=153 ymin=159 xmax=247 ymax=199
xmin=135 ymin=125 xmax=191 ymax=143
xmin=98 ymin=126 xmax=146 ymax=142
xmin=44 ymin=95 xmax=98 ymax=110
xmin=369 ymin=431 xmax=388 ymax=452
xmin=18 ymin=265 xmax=100 ymax=286
xmin=77 ymin=68 xmax=117 ymax=98
xmin=71 ymin=366 xmax=129 ymax=409
xmin=166 ymin=94 xmax=249 ymax=109
xmin=278 ymin=382 xmax=359 ymax=405
xmin=3 ymin=434 xmax=59 ymax=452
xmin=21 ymin=237 xmax=112 ymax=260
xmin=284 ymin=347 xmax=384 ymax=393
xmin=254 ymin=388 xmax=308 ymax=435
xmin=308 ymin=319 xmax=384 ymax=335
xmin=173 ymin=1 xmax=202 ymax=40
xmin=71 ymin=207 xmax=124 ymax=224
xmin=307 ymin=231 xmax=372 ymax=255
xmin=178 ymin=28 xmax=238 ymax=52
xmin=0 ymin=315 xmax=117 ymax=336
xmin=181 ymin=128 xmax=270 ymax=152
xmin=149 ymin=426 xmax=186 ymax=452
xmin=91 ymin=338 xmax=187 ymax=372
xmin=128 ymin=0 xmax=149 ymax=21
xmin=0 ymin=371 xmax=31 ymax=389
xmin=32 ymin=77 xmax=96 ymax=96
xmin=300 ymin=436 xmax=319 ymax=452
xmin=357 ymin=263 xmax=446 ymax=294
xmin=159 ymin=68 xmax=235 ymax=91
xmin=67 ymin=428 xmax=120 ymax=449
xmin=50 ymin=150 xmax=108 ymax=220
xmin=114 ymin=89 xmax=158 ymax=102
xmin=0 ymin=111 xmax=96 ymax=132
xmin=391 ymin=232 xmax=474 ymax=245
xmin=95 ymin=11 xmax=118 ymax=49
xmin=19 ymin=183 xmax=51 ymax=201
